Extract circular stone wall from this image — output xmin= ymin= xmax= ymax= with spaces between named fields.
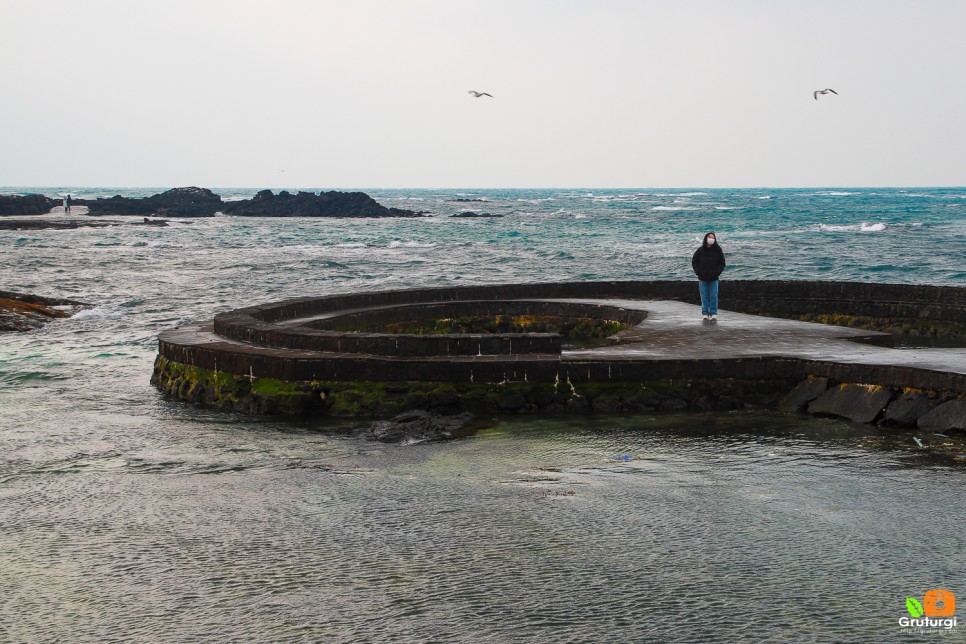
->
xmin=153 ymin=280 xmax=966 ymax=423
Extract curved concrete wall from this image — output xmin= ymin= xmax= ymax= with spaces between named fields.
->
xmin=219 ymin=279 xmax=966 ymax=326
xmin=157 ymin=279 xmax=966 ymax=390
xmin=154 ymin=280 xmax=966 ymax=422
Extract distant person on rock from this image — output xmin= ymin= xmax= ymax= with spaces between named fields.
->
xmin=65 ymin=194 xmax=72 ymax=213
xmin=691 ymin=232 xmax=726 ymax=322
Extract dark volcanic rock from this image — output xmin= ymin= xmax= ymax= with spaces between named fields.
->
xmin=0 ymin=291 xmax=89 ymax=332
xmin=0 ymin=219 xmax=113 ymax=231
xmin=881 ymin=391 xmax=934 ymax=426
xmin=780 ymin=377 xmax=829 ymax=413
xmin=221 ymin=190 xmax=421 ymax=218
xmin=0 ymin=218 xmax=175 ymax=230
xmin=0 ymin=194 xmax=56 ymax=216
xmin=918 ymin=399 xmax=966 ymax=432
xmin=450 ymin=211 xmax=503 ymax=218
xmin=808 ymin=383 xmax=894 ymax=423
xmin=368 ymin=410 xmax=474 ymax=443
xmin=86 ymin=187 xmax=223 ymax=217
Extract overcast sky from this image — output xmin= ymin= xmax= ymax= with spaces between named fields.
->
xmin=2 ymin=0 xmax=965 ymax=188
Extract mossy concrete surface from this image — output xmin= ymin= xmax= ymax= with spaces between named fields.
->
xmin=152 ymin=355 xmax=795 ymax=417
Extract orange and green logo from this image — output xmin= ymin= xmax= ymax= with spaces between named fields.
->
xmin=906 ymin=590 xmax=955 ymax=618
xmin=901 ymin=589 xmax=957 ymax=633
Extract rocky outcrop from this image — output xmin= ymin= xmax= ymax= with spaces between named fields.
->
xmin=450 ymin=212 xmax=503 ymax=218
xmin=0 ymin=291 xmax=88 ymax=332
xmin=0 ymin=218 xmax=175 ymax=230
xmin=11 ymin=188 xmax=423 ymax=219
xmin=0 ymin=194 xmax=56 ymax=216
xmin=0 ymin=220 xmax=112 ymax=230
xmin=221 ymin=189 xmax=422 ymax=218
xmin=367 ymin=410 xmax=475 ymax=443
xmin=86 ymin=187 xmax=223 ymax=217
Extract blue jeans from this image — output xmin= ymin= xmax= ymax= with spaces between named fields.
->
xmin=698 ymin=279 xmax=719 ymax=316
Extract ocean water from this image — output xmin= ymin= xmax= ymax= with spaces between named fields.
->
xmin=1 ymin=187 xmax=964 ymax=642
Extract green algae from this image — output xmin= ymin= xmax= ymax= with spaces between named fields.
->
xmin=327 ymin=314 xmax=629 ymax=338
xmin=152 ymin=356 xmax=796 ymax=418
xmin=794 ymin=313 xmax=966 ymax=339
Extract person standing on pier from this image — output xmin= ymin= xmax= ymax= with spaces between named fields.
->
xmin=65 ymin=193 xmax=72 ymax=213
xmin=691 ymin=232 xmax=726 ymax=321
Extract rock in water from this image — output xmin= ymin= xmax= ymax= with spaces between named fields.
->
xmin=0 ymin=194 xmax=57 ymax=216
xmin=918 ymin=400 xmax=966 ymax=433
xmin=221 ymin=189 xmax=422 ymax=218
xmin=86 ymin=187 xmax=223 ymax=217
xmin=368 ymin=410 xmax=474 ymax=443
xmin=0 ymin=291 xmax=88 ymax=332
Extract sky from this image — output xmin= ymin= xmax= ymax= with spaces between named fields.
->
xmin=2 ymin=0 xmax=965 ymax=189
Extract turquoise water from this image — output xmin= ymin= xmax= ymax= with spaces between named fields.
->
xmin=1 ymin=187 xmax=964 ymax=642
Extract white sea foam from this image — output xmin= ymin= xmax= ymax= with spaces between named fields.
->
xmin=337 ymin=242 xmax=368 ymax=248
xmin=756 ymin=196 xmax=772 ymax=200
xmin=714 ymin=206 xmax=739 ymax=210
xmin=387 ymin=240 xmax=435 ymax=248
xmin=817 ymin=191 xmax=860 ymax=196
xmin=652 ymin=206 xmax=697 ymax=211
xmin=818 ymin=222 xmax=887 ymax=232
xmin=71 ymin=307 xmax=122 ymax=321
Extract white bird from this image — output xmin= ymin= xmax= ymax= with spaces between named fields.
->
xmin=468 ymin=90 xmax=493 ymax=98
xmin=813 ymin=88 xmax=838 ymax=100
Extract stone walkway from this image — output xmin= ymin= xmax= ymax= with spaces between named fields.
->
xmin=165 ymin=297 xmax=966 ymax=382
xmin=565 ymin=299 xmax=966 ymax=376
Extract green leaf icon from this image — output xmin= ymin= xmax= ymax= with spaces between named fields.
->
xmin=906 ymin=597 xmax=924 ymax=618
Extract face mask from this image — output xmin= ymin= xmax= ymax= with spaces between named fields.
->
xmin=707 ymin=238 xmax=716 ymax=245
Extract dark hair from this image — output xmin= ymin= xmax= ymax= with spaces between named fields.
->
xmin=703 ymin=232 xmax=717 ymax=247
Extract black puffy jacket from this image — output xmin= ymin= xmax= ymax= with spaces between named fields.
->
xmin=691 ymin=244 xmax=726 ymax=282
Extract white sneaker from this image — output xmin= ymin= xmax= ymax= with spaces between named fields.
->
xmin=702 ymin=314 xmax=710 ymax=320
xmin=710 ymin=315 xmax=717 ymax=322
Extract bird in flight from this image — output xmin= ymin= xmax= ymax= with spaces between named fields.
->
xmin=468 ymin=90 xmax=493 ymax=98
xmin=813 ymin=88 xmax=838 ymax=100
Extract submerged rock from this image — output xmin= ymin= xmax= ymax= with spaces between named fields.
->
xmin=0 ymin=219 xmax=113 ymax=230
xmin=367 ymin=410 xmax=475 ymax=443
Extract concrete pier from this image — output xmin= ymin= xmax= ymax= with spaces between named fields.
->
xmin=152 ymin=280 xmax=966 ymax=430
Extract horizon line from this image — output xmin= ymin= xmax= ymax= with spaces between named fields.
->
xmin=3 ymin=184 xmax=966 ymax=192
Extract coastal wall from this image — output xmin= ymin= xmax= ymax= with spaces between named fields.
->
xmin=153 ymin=280 xmax=966 ymax=428
xmin=214 ymin=279 xmax=966 ymax=328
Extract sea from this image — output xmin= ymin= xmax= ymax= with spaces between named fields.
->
xmin=1 ymin=187 xmax=964 ymax=643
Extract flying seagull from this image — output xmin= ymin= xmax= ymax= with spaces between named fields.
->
xmin=468 ymin=90 xmax=493 ymax=98
xmin=813 ymin=88 xmax=838 ymax=100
